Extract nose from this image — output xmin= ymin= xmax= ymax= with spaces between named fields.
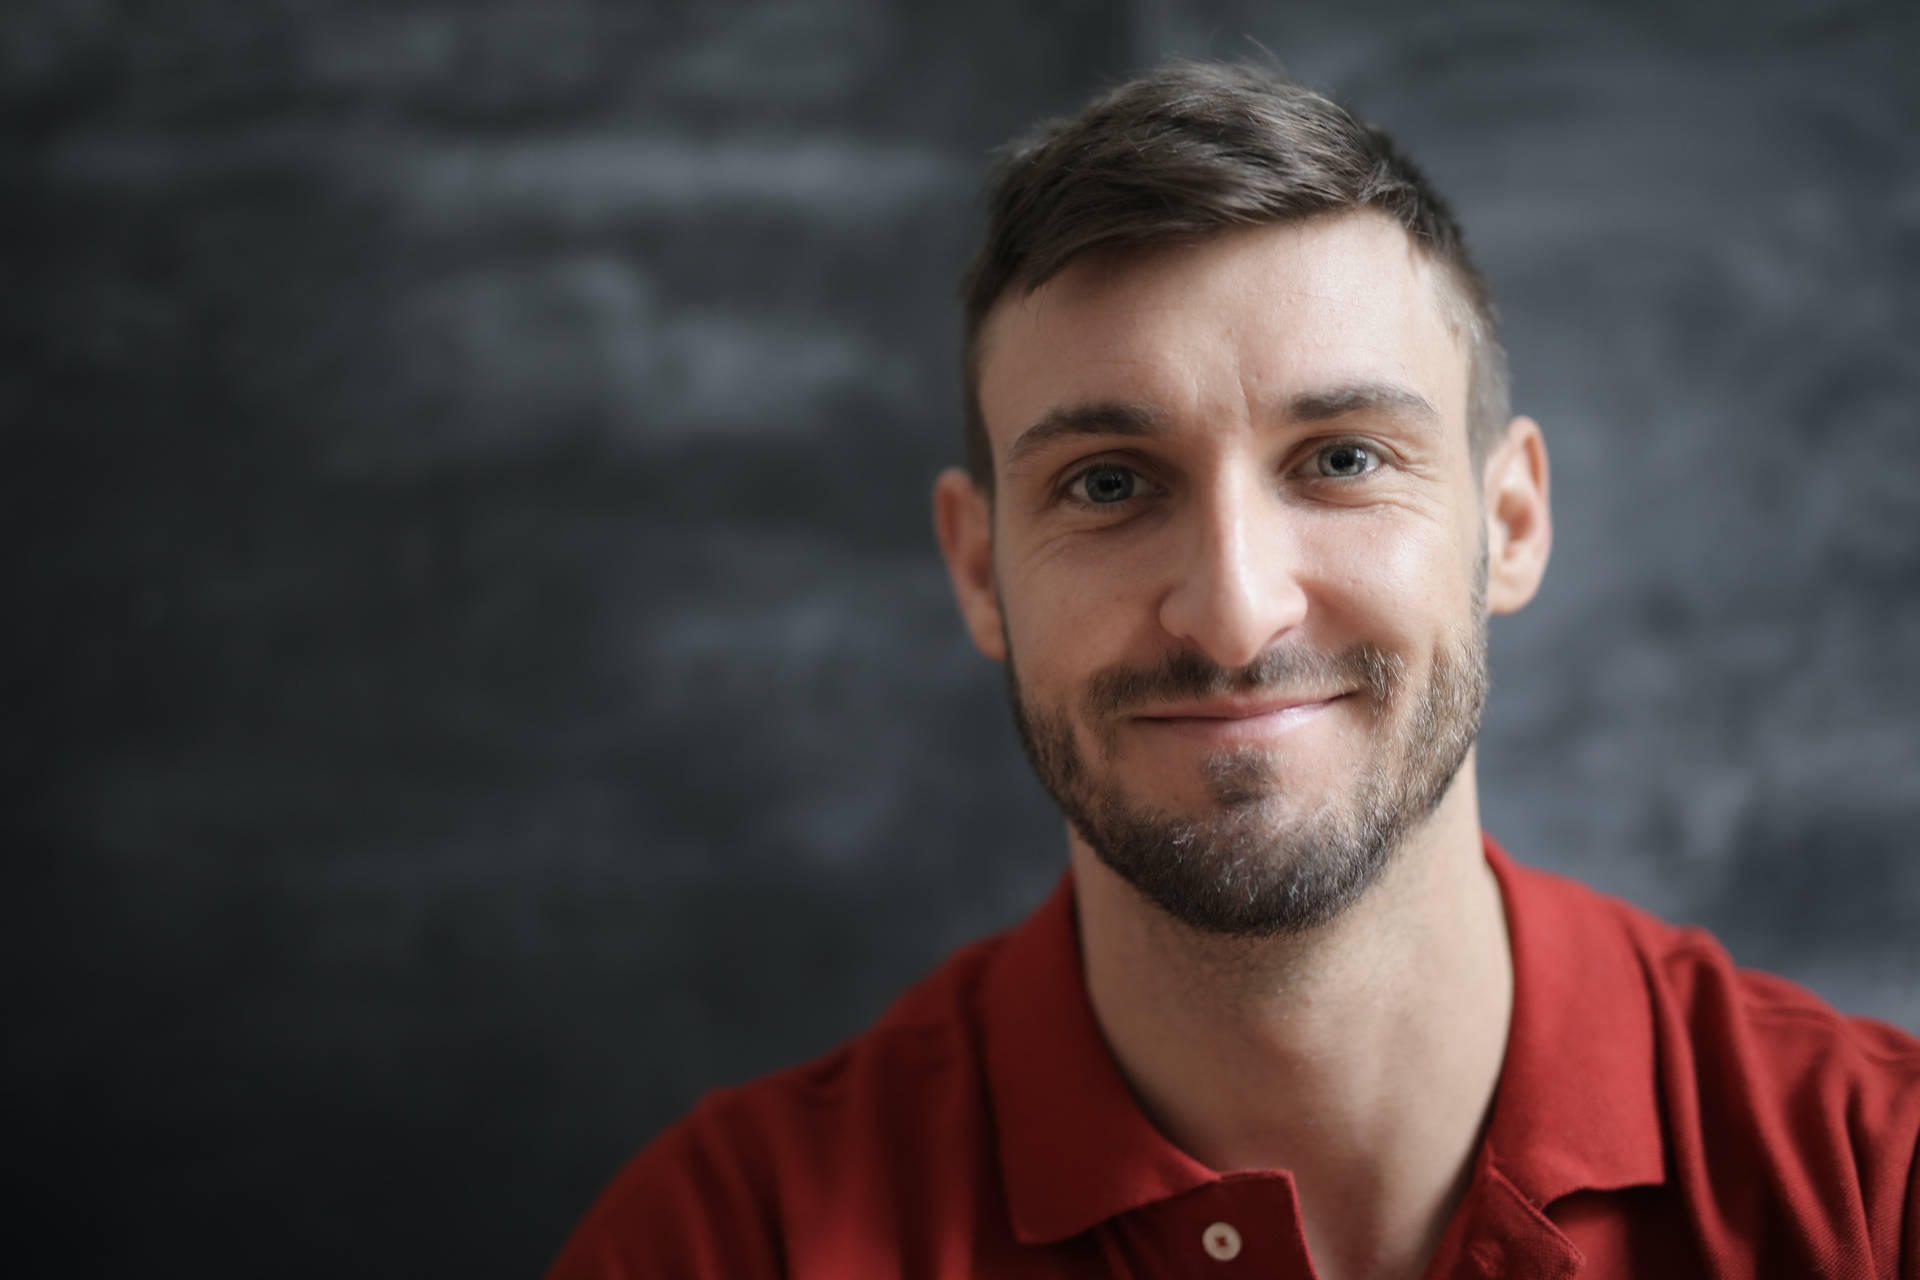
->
xmin=1156 ymin=471 xmax=1310 ymax=669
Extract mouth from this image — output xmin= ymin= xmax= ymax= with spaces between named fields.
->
xmin=1129 ymin=692 xmax=1353 ymax=743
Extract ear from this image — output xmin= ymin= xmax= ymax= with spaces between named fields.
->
xmin=932 ymin=467 xmax=1007 ymax=661
xmin=1482 ymin=416 xmax=1552 ymax=615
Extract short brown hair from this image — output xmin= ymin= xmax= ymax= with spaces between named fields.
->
xmin=959 ymin=62 xmax=1508 ymax=490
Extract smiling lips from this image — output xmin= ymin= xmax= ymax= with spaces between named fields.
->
xmin=1132 ymin=692 xmax=1352 ymax=743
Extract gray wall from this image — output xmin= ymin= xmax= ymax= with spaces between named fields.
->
xmin=6 ymin=1 xmax=1915 ymax=1274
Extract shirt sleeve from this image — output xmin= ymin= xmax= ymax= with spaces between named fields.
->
xmin=545 ymin=1096 xmax=784 ymax=1280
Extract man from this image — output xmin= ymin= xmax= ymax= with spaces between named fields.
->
xmin=550 ymin=63 xmax=1920 ymax=1279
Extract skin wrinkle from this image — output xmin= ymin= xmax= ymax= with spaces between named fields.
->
xmin=988 ymin=246 xmax=1479 ymax=463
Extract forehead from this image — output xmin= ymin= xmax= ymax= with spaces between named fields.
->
xmin=975 ymin=212 xmax=1470 ymax=456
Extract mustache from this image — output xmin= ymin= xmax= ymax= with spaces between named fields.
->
xmin=1082 ymin=643 xmax=1404 ymax=718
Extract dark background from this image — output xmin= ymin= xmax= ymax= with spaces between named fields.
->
xmin=6 ymin=1 xmax=1916 ymax=1274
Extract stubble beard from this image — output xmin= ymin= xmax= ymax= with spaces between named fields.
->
xmin=1005 ymin=590 xmax=1489 ymax=939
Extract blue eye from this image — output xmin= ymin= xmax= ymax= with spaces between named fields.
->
xmin=1316 ymin=443 xmax=1376 ymax=478
xmin=1073 ymin=465 xmax=1139 ymax=504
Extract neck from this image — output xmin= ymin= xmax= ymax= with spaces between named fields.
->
xmin=1069 ymin=767 xmax=1512 ymax=1280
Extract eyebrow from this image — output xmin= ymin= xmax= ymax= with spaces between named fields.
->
xmin=1286 ymin=382 xmax=1440 ymax=427
xmin=1002 ymin=381 xmax=1439 ymax=470
xmin=1004 ymin=402 xmax=1167 ymax=470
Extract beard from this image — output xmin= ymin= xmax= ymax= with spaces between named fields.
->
xmin=1006 ymin=586 xmax=1488 ymax=939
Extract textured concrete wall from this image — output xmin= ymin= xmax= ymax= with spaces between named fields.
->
xmin=5 ymin=2 xmax=1916 ymax=1273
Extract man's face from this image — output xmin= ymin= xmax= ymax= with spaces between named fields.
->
xmin=965 ymin=213 xmax=1497 ymax=936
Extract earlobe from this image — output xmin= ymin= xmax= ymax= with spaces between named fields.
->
xmin=1483 ymin=416 xmax=1553 ymax=616
xmin=932 ymin=468 xmax=1007 ymax=661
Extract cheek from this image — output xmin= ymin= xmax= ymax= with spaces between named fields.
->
xmin=1307 ymin=515 xmax=1464 ymax=643
xmin=1001 ymin=568 xmax=1135 ymax=694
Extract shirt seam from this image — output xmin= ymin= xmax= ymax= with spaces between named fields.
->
xmin=1736 ymin=1005 xmax=1920 ymax=1068
xmin=1649 ymin=937 xmax=1920 ymax=1069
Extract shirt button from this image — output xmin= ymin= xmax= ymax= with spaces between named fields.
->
xmin=1201 ymin=1221 xmax=1243 ymax=1261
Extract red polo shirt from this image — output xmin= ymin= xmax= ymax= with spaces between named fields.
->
xmin=549 ymin=839 xmax=1920 ymax=1277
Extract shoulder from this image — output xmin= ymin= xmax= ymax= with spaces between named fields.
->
xmin=546 ymin=929 xmax=1011 ymax=1279
xmin=1609 ymin=889 xmax=1920 ymax=1118
xmin=673 ymin=927 xmax=1003 ymax=1189
xmin=1578 ymin=871 xmax=1920 ymax=1271
xmin=1506 ymin=856 xmax=1920 ymax=1096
